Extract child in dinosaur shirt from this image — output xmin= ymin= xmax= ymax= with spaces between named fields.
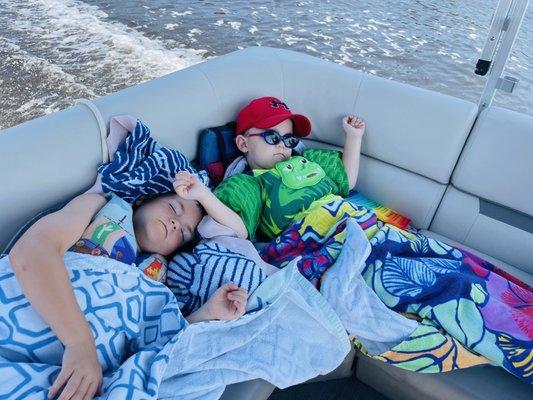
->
xmin=214 ymin=96 xmax=365 ymax=240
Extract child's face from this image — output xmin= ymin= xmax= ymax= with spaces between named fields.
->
xmin=133 ymin=193 xmax=203 ymax=256
xmin=236 ymin=119 xmax=294 ymax=170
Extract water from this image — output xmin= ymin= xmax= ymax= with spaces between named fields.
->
xmin=1 ymin=0 xmax=531 ymax=130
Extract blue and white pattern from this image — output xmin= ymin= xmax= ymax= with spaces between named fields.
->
xmin=0 ymin=252 xmax=185 ymax=399
xmin=0 ymin=252 xmax=349 ymax=399
xmin=98 ymin=119 xmax=209 ymax=203
xmin=167 ymin=242 xmax=266 ymax=315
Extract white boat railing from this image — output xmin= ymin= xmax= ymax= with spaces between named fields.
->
xmin=476 ymin=0 xmax=530 ymax=113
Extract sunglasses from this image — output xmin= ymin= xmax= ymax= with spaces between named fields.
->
xmin=245 ymin=129 xmax=300 ymax=149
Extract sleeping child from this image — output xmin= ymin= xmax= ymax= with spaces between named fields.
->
xmin=7 ymin=118 xmax=251 ymax=400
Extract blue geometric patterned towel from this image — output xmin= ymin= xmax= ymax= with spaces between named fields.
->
xmin=98 ymin=118 xmax=209 ymax=203
xmin=0 ymin=252 xmax=350 ymax=399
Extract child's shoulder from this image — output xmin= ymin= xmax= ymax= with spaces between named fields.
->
xmin=214 ymin=172 xmax=261 ymax=195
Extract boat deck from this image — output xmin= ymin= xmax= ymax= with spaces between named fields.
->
xmin=269 ymin=374 xmax=389 ymax=400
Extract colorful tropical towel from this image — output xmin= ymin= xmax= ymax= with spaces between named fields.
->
xmin=261 ymin=198 xmax=377 ymax=288
xmin=363 ymin=222 xmax=532 ymax=382
xmin=260 ymin=200 xmax=533 ymax=383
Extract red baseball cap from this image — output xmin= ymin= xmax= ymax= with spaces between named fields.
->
xmin=236 ymin=96 xmax=312 ymax=137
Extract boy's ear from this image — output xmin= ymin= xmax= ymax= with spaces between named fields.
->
xmin=235 ymin=134 xmax=248 ymax=153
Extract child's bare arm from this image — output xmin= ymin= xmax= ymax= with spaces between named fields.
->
xmin=174 ymin=172 xmax=248 ymax=239
xmin=342 ymin=115 xmax=365 ymax=190
xmin=9 ymin=193 xmax=106 ymax=399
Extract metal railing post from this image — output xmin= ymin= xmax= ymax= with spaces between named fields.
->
xmin=476 ymin=0 xmax=529 ymax=113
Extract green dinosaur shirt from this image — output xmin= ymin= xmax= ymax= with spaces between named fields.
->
xmin=214 ymin=148 xmax=349 ymax=239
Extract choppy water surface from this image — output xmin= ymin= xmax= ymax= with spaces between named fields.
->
xmin=1 ymin=0 xmax=531 ymax=129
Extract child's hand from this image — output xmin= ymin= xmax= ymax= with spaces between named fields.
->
xmin=205 ymin=283 xmax=248 ymax=320
xmin=342 ymin=115 xmax=365 ymax=138
xmin=48 ymin=341 xmax=102 ymax=400
xmin=173 ymin=171 xmax=209 ymax=201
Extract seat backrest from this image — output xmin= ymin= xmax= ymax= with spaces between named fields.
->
xmin=0 ymin=105 xmax=103 ymax=249
xmin=430 ymin=106 xmax=533 ymax=276
xmin=91 ymin=46 xmax=478 ymax=229
xmin=1 ymin=46 xmax=478 ymax=250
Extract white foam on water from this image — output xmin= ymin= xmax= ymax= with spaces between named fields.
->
xmin=282 ymin=35 xmax=306 ymax=46
xmin=171 ymin=10 xmax=192 ymax=17
xmin=0 ymin=38 xmax=95 ymax=128
xmin=0 ymin=0 xmax=207 ymax=129
xmin=249 ymin=26 xmax=258 ymax=34
xmin=228 ymin=21 xmax=241 ymax=30
xmin=165 ymin=23 xmax=180 ymax=30
xmin=1 ymin=0 xmax=206 ymax=85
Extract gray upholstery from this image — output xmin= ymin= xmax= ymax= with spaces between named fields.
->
xmin=220 ymin=379 xmax=275 ymax=400
xmin=0 ymin=104 xmax=102 ymax=249
xmin=356 ymin=350 xmax=533 ymax=400
xmin=431 ymin=187 xmax=533 ymax=277
xmin=452 ymin=107 xmax=533 ymax=216
xmin=431 ymin=107 xmax=533 ymax=278
xmin=353 ymin=74 xmax=477 ymax=184
xmin=304 ymin=140 xmax=446 ymax=229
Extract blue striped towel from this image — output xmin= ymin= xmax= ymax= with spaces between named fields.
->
xmin=168 ymin=241 xmax=266 ymax=315
xmin=98 ymin=119 xmax=209 ymax=203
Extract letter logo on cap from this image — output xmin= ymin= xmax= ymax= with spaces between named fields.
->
xmin=270 ymin=100 xmax=289 ymax=110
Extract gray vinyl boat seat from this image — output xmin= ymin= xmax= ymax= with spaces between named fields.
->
xmin=0 ymin=47 xmax=531 ymax=400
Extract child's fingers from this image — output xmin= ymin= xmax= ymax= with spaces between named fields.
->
xmin=227 ymin=291 xmax=246 ymax=301
xmin=176 ymin=171 xmax=192 ymax=179
xmin=228 ymin=300 xmax=237 ymax=315
xmin=231 ymin=300 xmax=244 ymax=317
xmin=174 ymin=182 xmax=190 ymax=192
xmin=227 ymin=291 xmax=247 ymax=304
xmin=174 ymin=179 xmax=193 ymax=192
xmin=175 ymin=185 xmax=188 ymax=198
xmin=235 ymin=300 xmax=246 ymax=316
xmin=173 ymin=179 xmax=188 ymax=189
xmin=227 ymin=287 xmax=248 ymax=298
xmin=174 ymin=175 xmax=192 ymax=185
xmin=224 ymin=282 xmax=238 ymax=291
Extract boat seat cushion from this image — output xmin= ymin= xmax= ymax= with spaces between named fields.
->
xmin=0 ymin=104 xmax=103 ymax=250
xmin=2 ymin=201 xmax=67 ymax=254
xmin=90 ymin=46 xmax=478 ymax=230
xmin=431 ymin=107 xmax=533 ymax=278
xmin=452 ymin=106 xmax=533 ymax=217
xmin=356 ymin=350 xmax=533 ymax=400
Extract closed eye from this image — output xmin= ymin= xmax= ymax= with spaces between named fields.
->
xmin=169 ymin=201 xmax=183 ymax=215
xmin=169 ymin=202 xmax=177 ymax=214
